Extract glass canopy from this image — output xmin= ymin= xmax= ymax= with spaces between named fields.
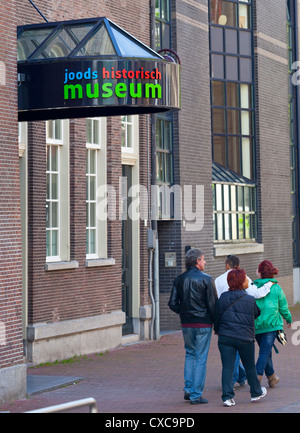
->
xmin=17 ymin=17 xmax=163 ymax=61
xmin=212 ymin=162 xmax=255 ymax=185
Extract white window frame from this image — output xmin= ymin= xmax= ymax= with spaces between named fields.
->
xmin=46 ymin=119 xmax=70 ymax=263
xmin=121 ymin=115 xmax=134 ymax=153
xmin=86 ymin=117 xmax=107 ymax=260
xmin=86 ymin=117 xmax=102 ymax=149
xmin=18 ymin=122 xmax=27 ymax=157
xmin=121 ymin=115 xmax=139 ymax=165
xmin=46 ymin=119 xmax=63 ymax=144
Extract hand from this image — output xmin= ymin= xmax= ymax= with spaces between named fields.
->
xmin=287 ymin=322 xmax=292 ymax=329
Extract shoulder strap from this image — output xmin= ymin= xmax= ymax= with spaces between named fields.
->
xmin=220 ymin=293 xmax=247 ymax=318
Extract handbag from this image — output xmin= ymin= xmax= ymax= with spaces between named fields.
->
xmin=276 ymin=329 xmax=287 ymax=345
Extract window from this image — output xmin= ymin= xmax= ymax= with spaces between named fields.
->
xmin=211 ymin=82 xmax=254 ymax=179
xmin=209 ymin=0 xmax=256 ymax=242
xmin=46 ymin=144 xmax=60 ymax=259
xmin=46 ymin=119 xmax=69 ymax=262
xmin=86 ymin=117 xmax=107 ymax=259
xmin=210 ymin=0 xmax=250 ymax=28
xmin=213 ymin=180 xmax=256 ymax=242
xmin=121 ymin=115 xmax=134 ymax=151
xmin=86 ymin=148 xmax=97 ymax=257
xmin=155 ymin=0 xmax=171 ymax=51
xmin=87 ymin=118 xmax=101 ymax=146
xmin=156 ymin=114 xmax=174 ymax=185
xmin=155 ymin=0 xmax=174 ymax=218
xmin=47 ymin=119 xmax=62 ymax=142
xmin=156 ymin=113 xmax=174 ymax=219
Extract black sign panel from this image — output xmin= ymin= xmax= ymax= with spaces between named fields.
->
xmin=18 ymin=59 xmax=180 ymax=121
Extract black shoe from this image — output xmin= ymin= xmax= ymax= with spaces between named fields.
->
xmin=190 ymin=397 xmax=208 ymax=405
xmin=184 ymin=392 xmax=190 ymax=401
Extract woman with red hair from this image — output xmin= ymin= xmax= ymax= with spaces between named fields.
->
xmin=253 ymin=260 xmax=292 ymax=388
xmin=214 ymin=269 xmax=267 ymax=407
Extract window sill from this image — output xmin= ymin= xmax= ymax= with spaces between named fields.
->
xmin=45 ymin=260 xmax=79 ymax=271
xmin=214 ymin=242 xmax=264 ymax=257
xmin=85 ymin=258 xmax=116 ymax=268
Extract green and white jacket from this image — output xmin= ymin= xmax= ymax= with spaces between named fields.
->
xmin=253 ymin=278 xmax=292 ymax=335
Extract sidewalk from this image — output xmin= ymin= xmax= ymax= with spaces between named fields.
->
xmin=1 ymin=305 xmax=300 ymax=414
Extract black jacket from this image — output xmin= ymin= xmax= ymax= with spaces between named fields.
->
xmin=168 ymin=267 xmax=217 ymax=325
xmin=214 ymin=290 xmax=261 ymax=342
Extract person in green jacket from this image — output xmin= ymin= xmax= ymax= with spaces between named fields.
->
xmin=253 ymin=260 xmax=292 ymax=388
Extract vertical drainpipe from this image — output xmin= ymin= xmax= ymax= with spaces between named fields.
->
xmin=295 ymin=1 xmax=300 ymax=267
xmin=150 ymin=0 xmax=160 ymax=340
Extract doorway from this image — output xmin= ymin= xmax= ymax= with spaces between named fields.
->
xmin=121 ymin=164 xmax=133 ymax=335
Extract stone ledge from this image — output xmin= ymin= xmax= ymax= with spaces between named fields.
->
xmin=85 ymin=258 xmax=115 ymax=268
xmin=27 ymin=311 xmax=126 ymax=364
xmin=27 ymin=311 xmax=125 ymax=341
xmin=45 ymin=261 xmax=79 ymax=271
xmin=214 ymin=242 xmax=264 ymax=257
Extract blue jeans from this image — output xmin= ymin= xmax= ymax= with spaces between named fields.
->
xmin=255 ymin=331 xmax=277 ymax=377
xmin=182 ymin=327 xmax=212 ymax=401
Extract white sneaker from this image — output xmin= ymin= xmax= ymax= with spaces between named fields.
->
xmin=251 ymin=386 xmax=267 ymax=402
xmin=224 ymin=398 xmax=236 ymax=407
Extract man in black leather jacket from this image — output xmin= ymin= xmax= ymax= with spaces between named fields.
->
xmin=168 ymin=248 xmax=217 ymax=405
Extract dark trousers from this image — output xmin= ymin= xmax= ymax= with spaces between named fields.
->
xmin=218 ymin=335 xmax=262 ymax=401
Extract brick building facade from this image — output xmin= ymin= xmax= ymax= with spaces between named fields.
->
xmin=0 ymin=0 xmax=299 ymax=403
xmin=158 ymin=0 xmax=298 ymax=329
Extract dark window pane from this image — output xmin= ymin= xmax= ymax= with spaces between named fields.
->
xmin=164 ymin=121 xmax=173 ymax=150
xmin=155 ymin=0 xmax=160 ymax=17
xmin=227 ymin=109 xmax=240 ymax=134
xmin=240 ymin=57 xmax=252 ymax=82
xmin=211 ymin=26 xmax=224 ymax=52
xmin=212 ymin=54 xmax=224 ymax=79
xmin=161 ymin=22 xmax=170 ymax=48
xmin=212 ymin=81 xmax=225 ymax=106
xmin=227 ymin=82 xmax=239 ymax=107
xmin=226 ymin=56 xmax=238 ymax=80
xmin=157 ymin=152 xmax=164 ymax=182
xmin=213 ymin=108 xmax=226 ymax=133
xmin=161 ymin=0 xmax=170 ymax=20
xmin=225 ymin=29 xmax=238 ymax=54
xmin=155 ymin=22 xmax=161 ymax=50
xmin=239 ymin=31 xmax=252 ymax=56
xmin=165 ymin=153 xmax=173 ymax=183
xmin=213 ymin=135 xmax=226 ymax=166
xmin=227 ymin=136 xmax=241 ymax=174
xmin=156 ymin=119 xmax=163 ymax=149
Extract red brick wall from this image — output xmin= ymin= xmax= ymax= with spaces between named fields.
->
xmin=17 ymin=0 xmax=151 ymax=325
xmin=0 ymin=0 xmax=24 ymax=369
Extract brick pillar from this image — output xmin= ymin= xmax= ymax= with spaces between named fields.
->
xmin=0 ymin=0 xmax=26 ymax=402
